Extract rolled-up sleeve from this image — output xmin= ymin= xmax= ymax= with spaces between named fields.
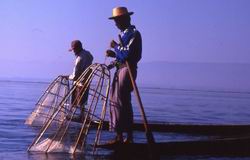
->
xmin=115 ymin=36 xmax=134 ymax=62
xmin=115 ymin=33 xmax=136 ymax=63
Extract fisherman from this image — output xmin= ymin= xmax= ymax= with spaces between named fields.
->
xmin=106 ymin=7 xmax=142 ymax=144
xmin=68 ymin=40 xmax=93 ymax=121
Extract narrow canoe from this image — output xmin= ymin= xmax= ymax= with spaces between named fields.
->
xmin=96 ymin=136 xmax=250 ymax=156
xmin=92 ymin=120 xmax=250 ymax=136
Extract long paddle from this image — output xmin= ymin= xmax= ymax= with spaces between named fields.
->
xmin=118 ymin=34 xmax=155 ymax=148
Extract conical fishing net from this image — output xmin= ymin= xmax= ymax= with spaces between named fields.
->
xmin=25 ymin=76 xmax=70 ymax=126
xmin=27 ymin=63 xmax=111 ymax=154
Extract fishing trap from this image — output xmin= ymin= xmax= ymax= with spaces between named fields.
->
xmin=26 ymin=63 xmax=111 ymax=154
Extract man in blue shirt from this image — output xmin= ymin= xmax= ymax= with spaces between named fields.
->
xmin=106 ymin=7 xmax=142 ymax=144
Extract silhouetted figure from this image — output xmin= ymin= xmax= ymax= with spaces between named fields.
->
xmin=68 ymin=40 xmax=93 ymax=121
xmin=106 ymin=7 xmax=142 ymax=144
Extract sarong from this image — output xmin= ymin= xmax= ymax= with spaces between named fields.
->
xmin=109 ymin=67 xmax=137 ymax=132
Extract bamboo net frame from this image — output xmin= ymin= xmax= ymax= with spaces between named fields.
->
xmin=25 ymin=76 xmax=70 ymax=126
xmin=27 ymin=63 xmax=111 ymax=154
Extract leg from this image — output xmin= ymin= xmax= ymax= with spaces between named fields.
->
xmin=116 ymin=131 xmax=123 ymax=142
xmin=109 ymin=68 xmax=136 ymax=140
xmin=78 ymin=86 xmax=89 ymax=119
xmin=120 ymin=68 xmax=136 ymax=143
xmin=69 ymin=86 xmax=86 ymax=122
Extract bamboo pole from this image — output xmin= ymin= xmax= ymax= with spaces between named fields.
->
xmin=118 ymin=35 xmax=155 ymax=146
xmin=125 ymin=61 xmax=155 ymax=143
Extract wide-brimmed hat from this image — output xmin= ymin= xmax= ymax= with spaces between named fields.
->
xmin=109 ymin=7 xmax=133 ymax=20
xmin=68 ymin=40 xmax=82 ymax=52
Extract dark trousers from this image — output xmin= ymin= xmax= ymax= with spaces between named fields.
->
xmin=71 ymin=85 xmax=89 ymax=107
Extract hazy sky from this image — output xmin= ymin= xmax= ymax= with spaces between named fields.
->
xmin=0 ymin=0 xmax=250 ymax=79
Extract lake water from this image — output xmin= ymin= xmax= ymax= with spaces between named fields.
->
xmin=0 ymin=79 xmax=250 ymax=160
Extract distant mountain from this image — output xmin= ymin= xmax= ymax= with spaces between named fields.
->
xmin=136 ymin=61 xmax=250 ymax=92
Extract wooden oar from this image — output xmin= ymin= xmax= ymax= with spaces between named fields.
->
xmin=125 ymin=61 xmax=155 ymax=143
xmin=118 ymin=35 xmax=155 ymax=151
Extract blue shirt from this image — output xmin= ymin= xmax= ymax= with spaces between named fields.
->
xmin=114 ymin=25 xmax=142 ymax=69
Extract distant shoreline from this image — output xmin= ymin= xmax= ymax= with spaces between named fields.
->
xmin=1 ymin=78 xmax=249 ymax=94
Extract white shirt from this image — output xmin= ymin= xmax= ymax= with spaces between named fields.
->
xmin=69 ymin=49 xmax=93 ymax=81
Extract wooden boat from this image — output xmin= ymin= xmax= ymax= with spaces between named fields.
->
xmin=26 ymin=66 xmax=250 ymax=156
xmin=96 ymin=136 xmax=250 ymax=156
xmin=92 ymin=120 xmax=250 ymax=136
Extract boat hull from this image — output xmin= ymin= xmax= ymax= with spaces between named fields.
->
xmin=92 ymin=121 xmax=250 ymax=136
xmin=97 ymin=136 xmax=250 ymax=156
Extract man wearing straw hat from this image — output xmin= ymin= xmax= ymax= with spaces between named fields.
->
xmin=106 ymin=7 xmax=142 ymax=144
xmin=68 ymin=40 xmax=93 ymax=121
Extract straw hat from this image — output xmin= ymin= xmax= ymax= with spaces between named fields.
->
xmin=109 ymin=7 xmax=133 ymax=19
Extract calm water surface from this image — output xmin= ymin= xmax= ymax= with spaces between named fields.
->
xmin=0 ymin=79 xmax=250 ymax=160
